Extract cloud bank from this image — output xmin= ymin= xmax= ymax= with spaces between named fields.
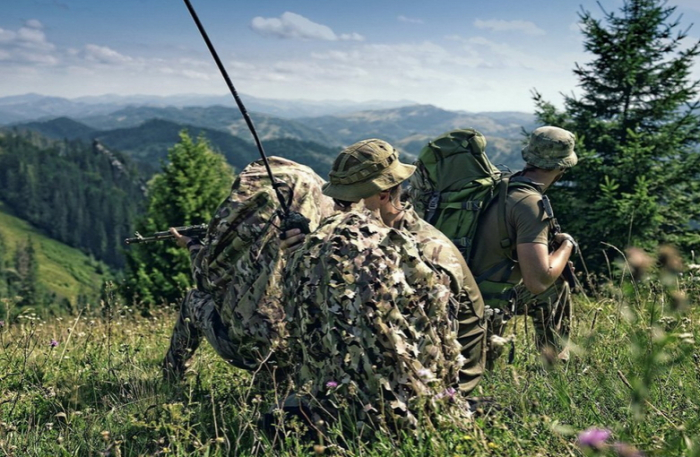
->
xmin=251 ymin=12 xmax=364 ymax=41
xmin=474 ymin=19 xmax=546 ymax=36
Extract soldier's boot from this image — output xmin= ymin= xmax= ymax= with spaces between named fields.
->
xmin=163 ymin=292 xmax=202 ymax=381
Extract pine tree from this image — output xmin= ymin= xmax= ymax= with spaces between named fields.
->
xmin=14 ymin=236 xmax=39 ymax=307
xmin=533 ymin=0 xmax=700 ymax=273
xmin=122 ymin=131 xmax=233 ymax=308
xmin=0 ymin=231 xmax=8 ymax=298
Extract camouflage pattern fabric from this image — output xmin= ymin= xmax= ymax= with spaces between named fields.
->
xmin=165 ymin=157 xmax=334 ymax=373
xmin=513 ymin=279 xmax=571 ymax=355
xmin=283 ymin=210 xmax=472 ymax=433
xmin=163 ymin=289 xmax=249 ymax=377
xmin=399 ymin=206 xmax=486 ymax=394
xmin=521 ymin=126 xmax=577 ymax=170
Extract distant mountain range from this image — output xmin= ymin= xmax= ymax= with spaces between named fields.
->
xmin=1 ymin=94 xmax=536 ymax=170
xmin=0 ymin=93 xmax=416 ymax=123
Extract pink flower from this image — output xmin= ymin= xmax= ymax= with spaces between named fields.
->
xmin=0 ymin=320 xmax=4 ymax=328
xmin=435 ymin=387 xmax=457 ymax=401
xmin=50 ymin=339 xmax=59 ymax=348
xmin=325 ymin=381 xmax=338 ymax=388
xmin=577 ymin=427 xmax=611 ymax=450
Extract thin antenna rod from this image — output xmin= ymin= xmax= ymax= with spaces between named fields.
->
xmin=182 ymin=0 xmax=289 ymax=214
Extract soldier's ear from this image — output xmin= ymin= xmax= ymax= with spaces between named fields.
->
xmin=379 ymin=190 xmax=391 ymax=202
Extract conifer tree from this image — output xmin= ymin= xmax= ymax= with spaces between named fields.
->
xmin=122 ymin=131 xmax=233 ymax=308
xmin=0 ymin=232 xmax=7 ymax=298
xmin=533 ymin=0 xmax=700 ymax=273
xmin=14 ymin=236 xmax=39 ymax=307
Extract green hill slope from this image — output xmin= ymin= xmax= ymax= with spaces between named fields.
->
xmin=0 ymin=201 xmax=107 ymax=304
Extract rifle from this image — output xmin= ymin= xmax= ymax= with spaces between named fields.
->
xmin=541 ymin=196 xmax=578 ymax=291
xmin=182 ymin=0 xmax=310 ymax=238
xmin=124 ymin=224 xmax=208 ymax=245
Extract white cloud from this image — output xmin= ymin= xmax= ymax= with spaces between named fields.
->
xmin=250 ymin=12 xmax=364 ymax=41
xmin=25 ymin=19 xmax=43 ymax=29
xmin=0 ymin=20 xmax=55 ymax=64
xmin=0 ymin=28 xmax=16 ymax=44
xmin=398 ymin=15 xmax=424 ymax=24
xmin=83 ymin=44 xmax=133 ymax=64
xmin=474 ymin=19 xmax=546 ymax=36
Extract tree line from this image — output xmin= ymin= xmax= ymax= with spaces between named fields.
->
xmin=0 ymin=132 xmax=146 ymax=268
xmin=2 ymin=0 xmax=699 ymax=309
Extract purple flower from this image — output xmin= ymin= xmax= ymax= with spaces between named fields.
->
xmin=50 ymin=339 xmax=59 ymax=348
xmin=325 ymin=381 xmax=338 ymax=388
xmin=435 ymin=387 xmax=457 ymax=401
xmin=0 ymin=320 xmax=4 ymax=328
xmin=578 ymin=427 xmax=611 ymax=450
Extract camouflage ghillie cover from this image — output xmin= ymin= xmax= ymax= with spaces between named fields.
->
xmin=283 ymin=210 xmax=471 ymax=432
xmin=192 ymin=157 xmax=334 ymax=368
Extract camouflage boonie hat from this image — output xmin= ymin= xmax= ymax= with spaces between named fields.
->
xmin=522 ymin=126 xmax=578 ymax=169
xmin=322 ymin=139 xmax=416 ymax=201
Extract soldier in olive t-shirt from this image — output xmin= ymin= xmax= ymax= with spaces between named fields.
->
xmin=470 ymin=126 xmax=578 ymax=364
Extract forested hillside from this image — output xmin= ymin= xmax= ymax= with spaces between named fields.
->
xmin=0 ymin=201 xmax=107 ymax=314
xmin=0 ymin=132 xmax=145 ymax=268
xmin=7 ymin=118 xmax=339 ymax=177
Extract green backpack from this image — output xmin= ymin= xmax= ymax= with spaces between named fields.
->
xmin=407 ymin=128 xmax=515 ymax=264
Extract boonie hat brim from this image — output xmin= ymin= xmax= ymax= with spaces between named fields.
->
xmin=322 ymin=161 xmax=416 ymax=201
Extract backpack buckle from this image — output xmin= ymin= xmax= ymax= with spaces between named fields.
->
xmin=462 ymin=201 xmax=481 ymax=211
xmin=427 ymin=191 xmax=440 ymax=210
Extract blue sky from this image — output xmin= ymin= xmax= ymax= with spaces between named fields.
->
xmin=1 ymin=0 xmax=699 ymax=112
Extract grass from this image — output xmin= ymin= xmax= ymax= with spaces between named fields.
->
xmin=0 ymin=200 xmax=108 ymax=303
xmin=0 ymin=259 xmax=698 ymax=456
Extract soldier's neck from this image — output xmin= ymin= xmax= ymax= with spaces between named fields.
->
xmin=521 ymin=168 xmax=559 ymax=192
xmin=379 ymin=204 xmax=405 ymax=229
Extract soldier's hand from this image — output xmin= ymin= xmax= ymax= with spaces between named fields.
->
xmin=169 ymin=227 xmax=190 ymax=249
xmin=553 ymin=232 xmax=575 ymax=248
xmin=280 ymin=228 xmax=305 ymax=253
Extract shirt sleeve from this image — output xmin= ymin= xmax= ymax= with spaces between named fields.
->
xmin=510 ymin=192 xmax=549 ymax=245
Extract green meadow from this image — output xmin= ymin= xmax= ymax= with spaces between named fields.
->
xmin=0 ymin=201 xmax=107 ymax=307
xmin=0 ymin=255 xmax=697 ymax=457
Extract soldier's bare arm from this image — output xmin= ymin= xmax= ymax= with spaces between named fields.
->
xmin=517 ymin=239 xmax=574 ymax=295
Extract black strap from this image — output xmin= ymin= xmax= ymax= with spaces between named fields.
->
xmin=425 ymin=191 xmax=441 ymax=224
xmin=475 ymin=258 xmax=514 ymax=284
xmin=497 ymin=178 xmax=511 ymax=255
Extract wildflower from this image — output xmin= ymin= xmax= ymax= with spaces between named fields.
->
xmin=50 ymin=339 xmax=59 ymax=348
xmin=417 ymin=368 xmax=433 ymax=380
xmin=626 ymin=247 xmax=653 ymax=280
xmin=0 ymin=320 xmax=4 ymax=328
xmin=325 ymin=381 xmax=338 ymax=388
xmin=578 ymin=427 xmax=611 ymax=450
xmin=658 ymin=245 xmax=683 ymax=274
xmin=435 ymin=387 xmax=457 ymax=401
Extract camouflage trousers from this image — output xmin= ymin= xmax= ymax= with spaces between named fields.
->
xmin=487 ymin=279 xmax=571 ymax=364
xmin=163 ymin=289 xmax=251 ymax=379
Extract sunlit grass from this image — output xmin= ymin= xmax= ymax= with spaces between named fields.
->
xmin=0 ymin=263 xmax=698 ymax=456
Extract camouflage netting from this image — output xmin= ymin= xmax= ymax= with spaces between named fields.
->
xmin=283 ymin=210 xmax=472 ymax=433
xmin=192 ymin=157 xmax=334 ymax=369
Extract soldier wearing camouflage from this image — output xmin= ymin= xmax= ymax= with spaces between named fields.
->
xmin=284 ymin=210 xmax=473 ymax=433
xmin=470 ymin=126 xmax=578 ymax=363
xmin=163 ymin=157 xmax=335 ymax=378
xmin=278 ymin=139 xmax=485 ymax=432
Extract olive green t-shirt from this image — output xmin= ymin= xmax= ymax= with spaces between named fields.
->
xmin=470 ymin=186 xmax=549 ymax=284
